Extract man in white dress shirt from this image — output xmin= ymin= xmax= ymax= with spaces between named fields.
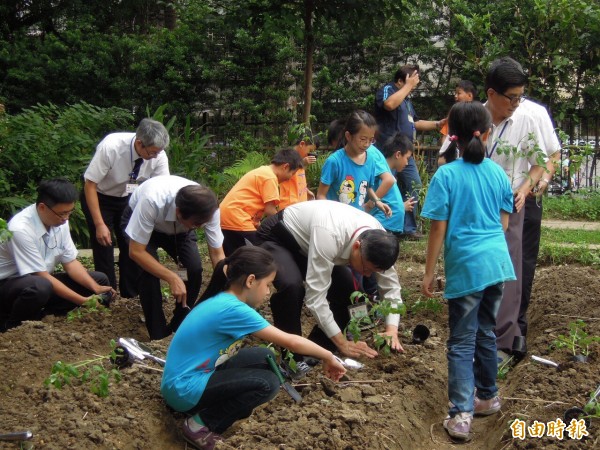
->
xmin=483 ymin=57 xmax=547 ymax=361
xmin=123 ymin=175 xmax=225 ymax=340
xmin=256 ymin=200 xmax=404 ymax=360
xmin=82 ymin=118 xmax=170 ymax=298
xmin=0 ymin=179 xmax=114 ymax=331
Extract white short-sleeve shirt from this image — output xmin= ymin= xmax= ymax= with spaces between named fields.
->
xmin=518 ymin=99 xmax=561 ymax=156
xmin=84 ymin=132 xmax=170 ymax=197
xmin=0 ymin=205 xmax=78 ymax=279
xmin=281 ymin=200 xmax=403 ymax=338
xmin=125 ymin=175 xmax=223 ymax=249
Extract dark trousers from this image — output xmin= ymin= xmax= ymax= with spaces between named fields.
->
xmin=0 ymin=271 xmax=109 ymax=330
xmin=495 ymin=208 xmax=525 ymax=352
xmin=81 ymin=191 xmax=139 ymax=298
xmin=257 ymin=214 xmax=360 ymax=353
xmin=520 ymin=196 xmax=543 ymax=337
xmin=222 ymin=229 xmax=260 ymax=257
xmin=395 ymin=156 xmax=422 ymax=234
xmin=139 ymin=229 xmax=203 ymax=340
xmin=189 ymin=347 xmax=279 ymax=434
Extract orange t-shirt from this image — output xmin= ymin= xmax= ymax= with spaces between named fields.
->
xmin=440 ymin=122 xmax=448 ymax=136
xmin=220 ymin=165 xmax=280 ymax=231
xmin=279 ymin=167 xmax=308 ymax=210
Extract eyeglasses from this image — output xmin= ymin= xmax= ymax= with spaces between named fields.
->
xmin=496 ymin=91 xmax=525 ymax=106
xmin=357 ymin=137 xmax=376 ymax=145
xmin=46 ymin=205 xmax=75 ymax=219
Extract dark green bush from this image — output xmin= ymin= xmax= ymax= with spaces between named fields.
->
xmin=0 ymin=102 xmax=134 ymax=245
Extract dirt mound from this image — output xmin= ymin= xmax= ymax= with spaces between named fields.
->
xmin=0 ymin=264 xmax=598 ymax=449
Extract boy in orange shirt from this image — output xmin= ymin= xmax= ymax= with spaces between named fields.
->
xmin=220 ymin=148 xmax=303 ymax=255
xmin=278 ymin=137 xmax=320 ymax=210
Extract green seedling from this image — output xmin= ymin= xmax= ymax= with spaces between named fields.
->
xmin=551 ymin=319 xmax=600 ymax=357
xmin=497 ymin=355 xmax=514 ymax=380
xmin=345 ymin=291 xmax=406 ymax=356
xmin=44 ymin=339 xmax=122 ymax=398
xmin=66 ymin=295 xmax=109 ymax=322
xmin=409 ymin=296 xmax=443 ymax=315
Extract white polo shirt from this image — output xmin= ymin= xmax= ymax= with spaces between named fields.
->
xmin=0 ymin=205 xmax=78 ymax=279
xmin=282 ymin=200 xmax=403 ymax=338
xmin=84 ymin=132 xmax=170 ymax=197
xmin=125 ymin=175 xmax=223 ymax=249
xmin=518 ymin=99 xmax=561 ymax=156
xmin=486 ymin=107 xmax=548 ymax=190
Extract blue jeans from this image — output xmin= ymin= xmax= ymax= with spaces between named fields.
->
xmin=396 ymin=156 xmax=422 ymax=234
xmin=189 ymin=347 xmax=280 ymax=433
xmin=447 ymin=283 xmax=504 ymax=416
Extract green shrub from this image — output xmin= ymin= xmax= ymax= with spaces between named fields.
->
xmin=543 ymin=189 xmax=600 ymax=221
xmin=0 ymin=102 xmax=133 ymax=245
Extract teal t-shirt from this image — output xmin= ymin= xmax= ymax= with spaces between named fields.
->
xmin=320 ymin=145 xmax=390 ymax=209
xmin=370 ymin=162 xmax=406 ymax=233
xmin=160 ymin=292 xmax=269 ymax=412
xmin=421 ymin=158 xmax=516 ymax=299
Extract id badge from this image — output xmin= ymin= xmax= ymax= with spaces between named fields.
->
xmin=125 ymin=183 xmax=138 ymax=194
xmin=348 ymin=302 xmax=368 ymax=320
xmin=176 ymin=267 xmax=188 ymax=281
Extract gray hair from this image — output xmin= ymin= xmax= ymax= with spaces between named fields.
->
xmin=135 ymin=118 xmax=170 ymax=149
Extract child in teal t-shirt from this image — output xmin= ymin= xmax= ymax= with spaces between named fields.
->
xmin=371 ymin=133 xmax=420 ymax=234
xmin=317 ymin=110 xmax=394 ymax=215
xmin=161 ymin=246 xmax=346 ymax=449
xmin=421 ymin=102 xmax=515 ymax=441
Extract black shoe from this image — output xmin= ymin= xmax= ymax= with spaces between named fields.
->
xmin=511 ymin=336 xmax=527 ymax=362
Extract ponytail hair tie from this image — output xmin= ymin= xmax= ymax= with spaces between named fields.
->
xmin=473 ymin=130 xmax=481 ymax=138
xmin=448 ymin=135 xmax=459 ymax=142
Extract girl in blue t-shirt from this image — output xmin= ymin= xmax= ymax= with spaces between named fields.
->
xmin=161 ymin=246 xmax=346 ymax=450
xmin=421 ymin=102 xmax=515 ymax=441
xmin=317 ymin=110 xmax=394 ymax=215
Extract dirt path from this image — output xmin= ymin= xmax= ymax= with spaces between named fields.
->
xmin=542 ymin=219 xmax=600 ymax=230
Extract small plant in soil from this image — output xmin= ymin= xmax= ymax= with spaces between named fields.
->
xmin=551 ymin=319 xmax=600 ymax=359
xmin=408 ymin=296 xmax=443 ymax=315
xmin=66 ymin=295 xmax=110 ymax=322
xmin=345 ymin=291 xmax=406 ymax=356
xmin=44 ymin=339 xmax=122 ymax=398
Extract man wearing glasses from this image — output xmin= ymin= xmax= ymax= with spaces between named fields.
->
xmin=82 ymin=118 xmax=170 ymax=299
xmin=484 ymin=57 xmax=547 ymax=364
xmin=256 ymin=200 xmax=404 ymax=362
xmin=374 ymin=64 xmax=446 ymax=240
xmin=0 ymin=179 xmax=114 ymax=332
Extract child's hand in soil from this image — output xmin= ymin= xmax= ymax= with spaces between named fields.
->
xmin=322 ymin=355 xmax=346 ymax=382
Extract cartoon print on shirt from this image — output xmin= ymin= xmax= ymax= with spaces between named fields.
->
xmin=338 ymin=176 xmax=356 ymax=204
xmin=214 ymin=339 xmax=243 ymax=367
xmin=358 ymin=180 xmax=368 ymax=207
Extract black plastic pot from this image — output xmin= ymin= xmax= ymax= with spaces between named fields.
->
xmin=111 ymin=345 xmax=134 ymax=368
xmin=564 ymin=407 xmax=591 ymax=429
xmin=571 ymin=354 xmax=588 ymax=363
xmin=412 ymin=324 xmax=430 ymax=344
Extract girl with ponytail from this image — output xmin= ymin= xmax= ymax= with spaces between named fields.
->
xmin=420 ymin=101 xmax=516 ymax=440
xmin=161 ymin=246 xmax=346 ymax=449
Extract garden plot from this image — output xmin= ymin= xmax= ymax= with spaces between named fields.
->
xmin=0 ymin=263 xmax=598 ymax=449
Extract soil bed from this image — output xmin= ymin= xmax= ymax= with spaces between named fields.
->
xmin=0 ymin=262 xmax=598 ymax=449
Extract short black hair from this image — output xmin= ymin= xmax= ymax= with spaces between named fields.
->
xmin=394 ymin=64 xmax=419 ymax=84
xmin=457 ymin=80 xmax=478 ymax=98
xmin=36 ymin=178 xmax=78 ymax=207
xmin=380 ymin=133 xmax=414 ymax=159
xmin=485 ymin=57 xmax=527 ymax=94
xmin=327 ymin=119 xmax=345 ymax=148
xmin=360 ymin=229 xmax=399 ymax=270
xmin=175 ymin=184 xmax=218 ymax=222
xmin=271 ymin=148 xmax=304 ymax=171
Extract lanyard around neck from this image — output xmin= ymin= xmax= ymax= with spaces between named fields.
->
xmin=486 ymin=121 xmax=509 ymax=159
